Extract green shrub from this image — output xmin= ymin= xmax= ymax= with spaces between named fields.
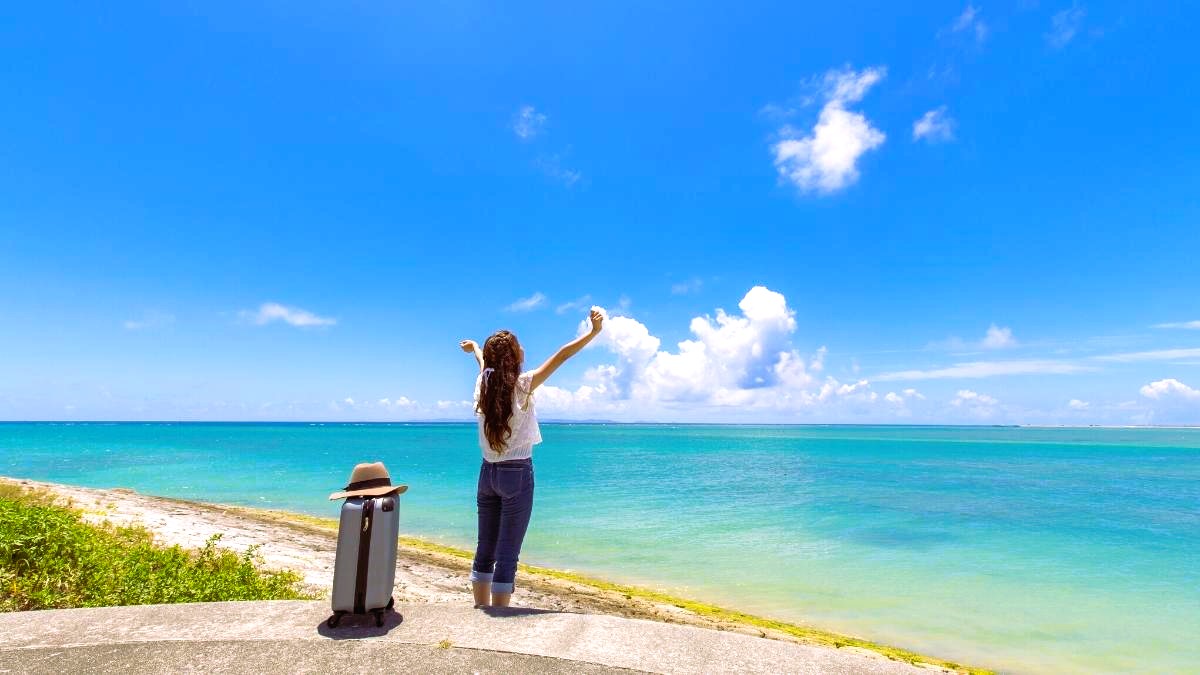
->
xmin=0 ymin=491 xmax=312 ymax=611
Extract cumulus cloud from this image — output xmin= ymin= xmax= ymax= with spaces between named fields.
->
xmin=913 ymin=106 xmax=956 ymax=143
xmin=885 ymin=388 xmax=925 ymax=406
xmin=538 ymin=287 xmax=877 ymax=417
xmin=242 ymin=302 xmax=336 ymax=328
xmin=1154 ymin=320 xmax=1200 ymax=330
xmin=951 ymin=389 xmax=998 ymax=407
xmin=1068 ymin=399 xmax=1090 ymax=410
xmin=771 ymin=67 xmax=887 ymax=194
xmin=1047 ymin=4 xmax=1086 ymax=48
xmin=512 ymin=105 xmax=546 ymax=140
xmin=378 ymin=397 xmax=415 ymax=409
xmin=1139 ymin=379 xmax=1200 ymax=401
xmin=506 ymin=292 xmax=547 ymax=312
xmin=982 ymin=324 xmax=1017 ymax=349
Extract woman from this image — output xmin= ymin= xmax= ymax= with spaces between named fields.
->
xmin=458 ymin=308 xmax=603 ymax=607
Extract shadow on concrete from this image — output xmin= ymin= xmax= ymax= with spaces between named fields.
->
xmin=315 ymin=610 xmax=404 ymax=640
xmin=479 ymin=606 xmax=569 ymax=618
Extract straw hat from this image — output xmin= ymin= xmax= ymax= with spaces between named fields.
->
xmin=328 ymin=461 xmax=408 ymax=500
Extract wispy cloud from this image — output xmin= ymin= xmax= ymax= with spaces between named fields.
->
xmin=876 ymin=359 xmax=1090 ymax=381
xmin=1068 ymin=398 xmax=1090 ymax=410
xmin=1154 ymin=320 xmax=1200 ymax=330
xmin=556 ymin=295 xmax=592 ymax=315
xmin=770 ymin=66 xmax=887 ymax=195
xmin=123 ymin=311 xmax=175 ymax=331
xmin=1095 ymin=348 xmax=1200 ymax=363
xmin=534 ymin=153 xmax=582 ymax=187
xmin=948 ymin=4 xmax=988 ymax=44
xmin=913 ymin=106 xmax=956 ymax=143
xmin=241 ymin=302 xmax=336 ymax=328
xmin=512 ymin=105 xmax=546 ymax=140
xmin=1047 ymin=4 xmax=1086 ymax=48
xmin=670 ymin=278 xmax=704 ymax=295
xmin=929 ymin=324 xmax=1018 ymax=351
xmin=506 ymin=292 xmax=547 ymax=312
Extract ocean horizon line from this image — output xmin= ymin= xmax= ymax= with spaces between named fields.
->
xmin=2 ymin=419 xmax=1198 ymax=430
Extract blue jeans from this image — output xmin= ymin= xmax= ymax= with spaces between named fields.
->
xmin=470 ymin=458 xmax=534 ymax=593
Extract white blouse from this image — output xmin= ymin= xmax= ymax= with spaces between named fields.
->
xmin=474 ymin=371 xmax=542 ymax=462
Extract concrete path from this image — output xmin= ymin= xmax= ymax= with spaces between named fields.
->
xmin=0 ymin=601 xmax=928 ymax=674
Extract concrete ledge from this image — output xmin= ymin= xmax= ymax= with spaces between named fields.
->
xmin=0 ymin=601 xmax=925 ymax=674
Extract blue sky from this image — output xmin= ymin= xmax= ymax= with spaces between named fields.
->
xmin=3 ymin=1 xmax=1199 ymax=424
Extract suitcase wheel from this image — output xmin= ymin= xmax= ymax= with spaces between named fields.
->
xmin=373 ymin=610 xmax=385 ymax=627
xmin=387 ymin=597 xmax=395 ymax=610
xmin=327 ymin=612 xmax=344 ymax=628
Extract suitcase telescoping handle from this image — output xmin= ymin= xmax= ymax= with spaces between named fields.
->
xmin=353 ymin=498 xmax=375 ymax=614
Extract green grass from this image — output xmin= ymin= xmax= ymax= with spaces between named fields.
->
xmin=0 ymin=484 xmax=314 ymax=611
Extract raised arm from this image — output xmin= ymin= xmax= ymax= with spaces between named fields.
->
xmin=459 ymin=339 xmax=484 ymax=371
xmin=528 ymin=309 xmax=604 ymax=390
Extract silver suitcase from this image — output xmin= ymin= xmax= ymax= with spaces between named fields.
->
xmin=328 ymin=495 xmax=399 ymax=627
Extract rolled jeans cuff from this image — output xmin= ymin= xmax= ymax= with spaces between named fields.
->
xmin=469 ymin=570 xmax=493 ymax=584
xmin=490 ymin=581 xmax=514 ymax=593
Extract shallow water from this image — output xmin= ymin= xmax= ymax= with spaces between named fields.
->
xmin=3 ymin=422 xmax=1197 ymax=673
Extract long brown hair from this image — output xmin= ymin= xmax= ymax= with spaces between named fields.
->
xmin=478 ymin=330 xmax=523 ymax=453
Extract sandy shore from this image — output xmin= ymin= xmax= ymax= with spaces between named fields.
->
xmin=1 ymin=476 xmax=973 ymax=673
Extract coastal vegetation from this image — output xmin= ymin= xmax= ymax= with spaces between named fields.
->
xmin=0 ymin=484 xmax=312 ymax=611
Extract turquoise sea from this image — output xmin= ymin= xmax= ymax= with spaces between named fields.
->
xmin=2 ymin=422 xmax=1197 ymax=673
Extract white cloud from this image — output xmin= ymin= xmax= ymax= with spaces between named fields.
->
xmin=1095 ymin=348 xmax=1200 ymax=363
xmin=123 ymin=311 xmax=175 ymax=331
xmin=242 ymin=302 xmax=336 ymax=328
xmin=913 ymin=106 xmax=956 ymax=143
xmin=556 ymin=295 xmax=592 ymax=315
xmin=903 ymin=388 xmax=926 ymax=400
xmin=1154 ymin=320 xmax=1200 ymax=330
xmin=771 ymin=66 xmax=887 ymax=194
xmin=378 ymin=397 xmax=415 ymax=409
xmin=1139 ymin=379 xmax=1200 ymax=401
xmin=513 ymin=105 xmax=546 ymax=140
xmin=949 ymin=4 xmax=989 ymax=43
xmin=506 ymin=292 xmax=547 ymax=312
xmin=1068 ymin=399 xmax=1090 ymax=410
xmin=343 ymin=397 xmax=356 ymax=406
xmin=671 ymin=278 xmax=704 ymax=295
xmin=437 ymin=400 xmax=473 ymax=411
xmin=982 ymin=324 xmax=1017 ymax=349
xmin=540 ymin=286 xmax=884 ymax=417
xmin=534 ymin=153 xmax=582 ymax=187
xmin=876 ymin=359 xmax=1088 ymax=381
xmin=951 ymin=389 xmax=998 ymax=407
xmin=1047 ymin=4 xmax=1086 ymax=48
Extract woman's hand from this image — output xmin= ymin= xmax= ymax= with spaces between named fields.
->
xmin=588 ymin=309 xmax=604 ymax=335
xmin=459 ymin=339 xmax=478 ymax=353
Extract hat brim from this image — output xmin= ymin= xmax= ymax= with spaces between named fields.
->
xmin=328 ymin=484 xmax=408 ymax=501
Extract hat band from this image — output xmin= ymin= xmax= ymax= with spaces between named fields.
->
xmin=344 ymin=477 xmax=392 ymax=492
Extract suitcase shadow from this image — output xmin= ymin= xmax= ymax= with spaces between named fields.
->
xmin=316 ymin=610 xmax=404 ymax=639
